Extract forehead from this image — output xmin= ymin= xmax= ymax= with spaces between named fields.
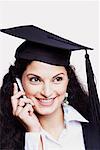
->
xmin=24 ymin=60 xmax=67 ymax=76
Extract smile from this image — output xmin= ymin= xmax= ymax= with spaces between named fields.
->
xmin=36 ymin=97 xmax=56 ymax=106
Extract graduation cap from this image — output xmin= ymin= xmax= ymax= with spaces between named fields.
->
xmin=0 ymin=25 xmax=100 ymax=124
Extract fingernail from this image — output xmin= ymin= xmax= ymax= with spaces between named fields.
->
xmin=13 ymin=83 xmax=16 ymax=86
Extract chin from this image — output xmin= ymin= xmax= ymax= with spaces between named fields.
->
xmin=34 ymin=107 xmax=54 ymax=116
xmin=34 ymin=103 xmax=62 ymax=116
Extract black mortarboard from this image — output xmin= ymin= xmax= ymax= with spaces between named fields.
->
xmin=0 ymin=25 xmax=92 ymax=66
xmin=0 ymin=25 xmax=100 ymax=125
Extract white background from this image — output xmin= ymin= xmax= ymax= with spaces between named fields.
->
xmin=0 ymin=0 xmax=100 ymax=98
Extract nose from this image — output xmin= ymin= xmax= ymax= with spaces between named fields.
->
xmin=41 ymin=82 xmax=53 ymax=98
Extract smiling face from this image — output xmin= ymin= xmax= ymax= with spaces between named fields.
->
xmin=22 ymin=61 xmax=69 ymax=115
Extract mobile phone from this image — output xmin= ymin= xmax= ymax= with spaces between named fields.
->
xmin=16 ymin=77 xmax=26 ymax=98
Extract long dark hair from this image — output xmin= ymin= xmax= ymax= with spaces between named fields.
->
xmin=0 ymin=59 xmax=89 ymax=150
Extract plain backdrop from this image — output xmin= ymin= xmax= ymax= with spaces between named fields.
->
xmin=0 ymin=0 xmax=99 ymax=98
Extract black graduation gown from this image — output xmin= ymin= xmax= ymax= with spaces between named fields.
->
xmin=81 ymin=122 xmax=100 ymax=150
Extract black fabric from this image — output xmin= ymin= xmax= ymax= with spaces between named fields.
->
xmin=0 ymin=25 xmax=92 ymax=66
xmin=82 ymin=122 xmax=100 ymax=150
xmin=85 ymin=52 xmax=100 ymax=125
xmin=15 ymin=41 xmax=71 ymax=66
xmin=0 ymin=25 xmax=93 ymax=68
xmin=0 ymin=25 xmax=92 ymax=51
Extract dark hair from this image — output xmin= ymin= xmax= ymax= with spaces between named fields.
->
xmin=0 ymin=59 xmax=89 ymax=150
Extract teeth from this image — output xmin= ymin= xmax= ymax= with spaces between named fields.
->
xmin=39 ymin=99 xmax=53 ymax=103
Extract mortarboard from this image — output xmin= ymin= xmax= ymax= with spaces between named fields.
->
xmin=0 ymin=25 xmax=100 ymax=125
xmin=0 ymin=25 xmax=92 ymax=66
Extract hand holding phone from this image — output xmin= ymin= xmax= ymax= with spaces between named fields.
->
xmin=12 ymin=78 xmax=41 ymax=132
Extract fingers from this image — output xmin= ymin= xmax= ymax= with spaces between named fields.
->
xmin=15 ymin=105 xmax=23 ymax=116
xmin=11 ymin=83 xmax=25 ymax=115
xmin=10 ymin=83 xmax=41 ymax=132
xmin=11 ymin=83 xmax=34 ymax=116
xmin=13 ymin=82 xmax=18 ymax=95
xmin=15 ymin=103 xmax=33 ymax=118
xmin=18 ymin=98 xmax=34 ymax=107
xmin=16 ymin=103 xmax=33 ymax=118
xmin=13 ymin=83 xmax=25 ymax=98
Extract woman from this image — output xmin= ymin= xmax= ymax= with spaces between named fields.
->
xmin=0 ymin=25 xmax=100 ymax=150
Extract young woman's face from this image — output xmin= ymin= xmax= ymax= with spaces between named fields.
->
xmin=22 ymin=61 xmax=69 ymax=115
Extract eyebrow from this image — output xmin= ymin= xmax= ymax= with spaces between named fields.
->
xmin=27 ymin=73 xmax=64 ymax=79
xmin=52 ymin=73 xmax=64 ymax=79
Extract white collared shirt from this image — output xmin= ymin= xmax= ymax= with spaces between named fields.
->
xmin=25 ymin=105 xmax=89 ymax=150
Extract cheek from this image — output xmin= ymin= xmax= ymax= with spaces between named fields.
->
xmin=54 ymin=80 xmax=68 ymax=94
xmin=57 ymin=87 xmax=66 ymax=94
xmin=52 ymin=86 xmax=67 ymax=101
xmin=23 ymin=84 xmax=42 ymax=98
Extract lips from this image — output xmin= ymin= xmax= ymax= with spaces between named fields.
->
xmin=36 ymin=97 xmax=56 ymax=106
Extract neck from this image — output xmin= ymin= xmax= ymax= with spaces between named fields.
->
xmin=38 ymin=106 xmax=65 ymax=139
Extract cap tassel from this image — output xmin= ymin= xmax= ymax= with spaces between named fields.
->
xmin=85 ymin=50 xmax=100 ymax=125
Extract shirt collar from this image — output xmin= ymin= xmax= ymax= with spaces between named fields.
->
xmin=63 ymin=105 xmax=89 ymax=124
xmin=41 ymin=105 xmax=89 ymax=142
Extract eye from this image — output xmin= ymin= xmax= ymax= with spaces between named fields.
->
xmin=29 ymin=76 xmax=41 ymax=84
xmin=53 ymin=76 xmax=63 ymax=83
